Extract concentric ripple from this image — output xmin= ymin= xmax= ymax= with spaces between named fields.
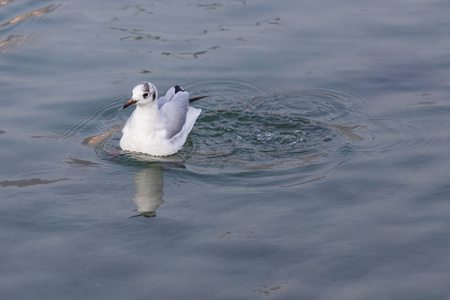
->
xmin=50 ymin=79 xmax=370 ymax=187
xmin=180 ymin=80 xmax=366 ymax=163
xmin=358 ymin=116 xmax=434 ymax=154
xmin=177 ymin=80 xmax=368 ymax=187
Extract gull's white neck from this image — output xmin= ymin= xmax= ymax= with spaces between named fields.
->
xmin=135 ymin=102 xmax=159 ymax=118
xmin=128 ymin=102 xmax=165 ymax=133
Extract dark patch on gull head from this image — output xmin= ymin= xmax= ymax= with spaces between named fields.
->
xmin=174 ymin=85 xmax=184 ymax=93
xmin=141 ymin=82 xmax=150 ymax=93
xmin=140 ymin=82 xmax=156 ymax=100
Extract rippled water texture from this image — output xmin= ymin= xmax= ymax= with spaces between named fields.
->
xmin=81 ymin=80 xmax=367 ymax=190
xmin=1 ymin=0 xmax=450 ymax=299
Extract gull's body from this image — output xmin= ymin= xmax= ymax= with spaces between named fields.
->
xmin=120 ymin=82 xmax=202 ymax=156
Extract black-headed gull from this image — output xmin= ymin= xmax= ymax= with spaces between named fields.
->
xmin=120 ymin=82 xmax=204 ymax=156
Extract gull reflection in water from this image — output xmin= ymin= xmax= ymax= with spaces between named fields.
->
xmin=130 ymin=165 xmax=164 ymax=218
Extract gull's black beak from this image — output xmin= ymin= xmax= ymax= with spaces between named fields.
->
xmin=123 ymin=98 xmax=138 ymax=109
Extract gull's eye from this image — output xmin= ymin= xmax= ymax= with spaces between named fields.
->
xmin=143 ymin=92 xmax=149 ymax=99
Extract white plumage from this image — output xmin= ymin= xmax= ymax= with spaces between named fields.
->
xmin=120 ymin=82 xmax=202 ymax=156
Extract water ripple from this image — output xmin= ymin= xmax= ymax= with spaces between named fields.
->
xmin=51 ymin=79 xmax=369 ymax=188
xmin=178 ymin=79 xmax=368 ymax=188
xmin=48 ymin=96 xmax=123 ymax=140
xmin=0 ymin=34 xmax=30 ymax=54
xmin=359 ymin=117 xmax=431 ymax=154
xmin=0 ymin=3 xmax=60 ymax=54
xmin=49 ymin=78 xmax=436 ymax=190
xmin=0 ymin=4 xmax=59 ymax=29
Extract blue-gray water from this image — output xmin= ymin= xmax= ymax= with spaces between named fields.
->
xmin=1 ymin=0 xmax=450 ymax=299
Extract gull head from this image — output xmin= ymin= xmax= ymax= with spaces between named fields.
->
xmin=123 ymin=82 xmax=158 ymax=109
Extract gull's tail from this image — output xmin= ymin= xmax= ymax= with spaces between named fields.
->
xmin=189 ymin=96 xmax=208 ymax=103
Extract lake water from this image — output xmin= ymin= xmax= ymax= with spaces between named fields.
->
xmin=1 ymin=0 xmax=450 ymax=299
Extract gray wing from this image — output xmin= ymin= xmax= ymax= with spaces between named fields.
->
xmin=159 ymin=88 xmax=189 ymax=138
xmin=157 ymin=86 xmax=176 ymax=109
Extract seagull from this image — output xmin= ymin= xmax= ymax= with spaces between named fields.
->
xmin=120 ymin=82 xmax=205 ymax=156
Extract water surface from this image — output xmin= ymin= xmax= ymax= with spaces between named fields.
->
xmin=1 ymin=0 xmax=450 ymax=299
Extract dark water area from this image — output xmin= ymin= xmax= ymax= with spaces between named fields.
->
xmin=1 ymin=0 xmax=450 ymax=299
